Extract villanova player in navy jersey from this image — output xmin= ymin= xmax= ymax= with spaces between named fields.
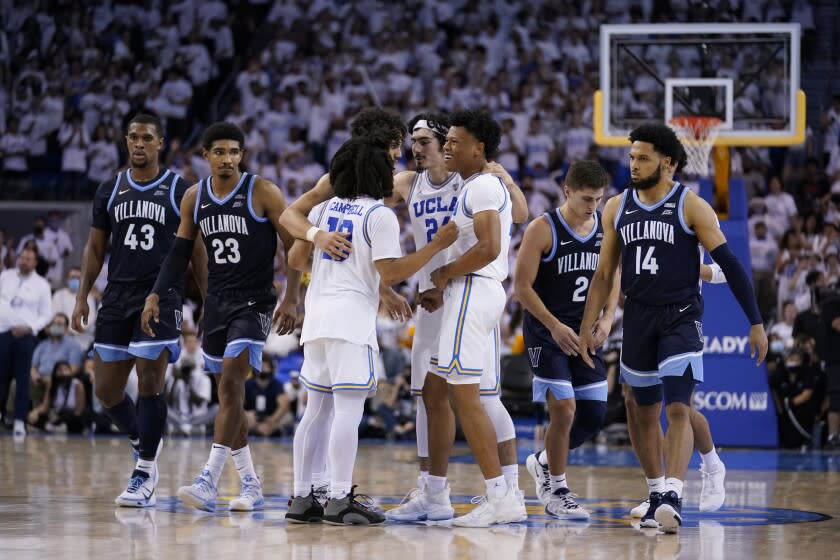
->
xmin=72 ymin=114 xmax=207 ymax=507
xmin=515 ymin=161 xmax=616 ymax=520
xmin=580 ymin=123 xmax=768 ymax=532
xmin=141 ymin=122 xmax=300 ymax=512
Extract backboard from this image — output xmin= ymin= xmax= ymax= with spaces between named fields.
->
xmin=594 ymin=23 xmax=805 ymax=147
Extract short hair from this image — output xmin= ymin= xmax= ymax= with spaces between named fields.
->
xmin=349 ymin=108 xmax=406 ymax=148
xmin=628 ymin=122 xmax=688 ymax=173
xmin=449 ymin=110 xmax=502 ymax=159
xmin=127 ymin=113 xmax=164 ymax=138
xmin=201 ymin=122 xmax=246 ymax=151
xmin=408 ymin=112 xmax=451 ymax=148
xmin=20 ymin=244 xmax=39 ymax=258
xmin=53 ymin=312 xmax=69 ymax=325
xmin=329 ymin=138 xmax=394 ymax=199
xmin=565 ymin=160 xmax=609 ymax=191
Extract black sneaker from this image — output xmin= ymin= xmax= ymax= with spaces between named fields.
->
xmin=322 ymin=486 xmax=385 ymax=526
xmin=285 ymin=489 xmax=325 ymax=524
xmin=639 ymin=492 xmax=662 ymax=528
xmin=313 ymin=484 xmax=329 ymax=508
xmin=654 ymin=490 xmax=683 ymax=533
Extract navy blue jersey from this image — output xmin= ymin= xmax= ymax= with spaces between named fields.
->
xmin=195 ymin=172 xmax=277 ymax=295
xmin=92 ymin=169 xmax=189 ymax=287
xmin=524 ymin=209 xmax=603 ymax=335
xmin=615 ymin=182 xmax=700 ymax=306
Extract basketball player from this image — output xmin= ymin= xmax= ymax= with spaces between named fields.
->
xmin=72 ymin=113 xmax=206 ymax=507
xmin=141 ymin=122 xmax=300 ymax=512
xmin=425 ymin=109 xmax=526 ymax=527
xmin=385 ymin=113 xmax=527 ymax=523
xmin=515 ymin=160 xmax=616 ymax=520
xmin=285 ymin=138 xmax=457 ymax=525
xmin=579 ymin=123 xmax=768 ymax=532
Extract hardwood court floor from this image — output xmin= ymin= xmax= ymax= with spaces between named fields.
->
xmin=1 ymin=435 xmax=838 ymax=559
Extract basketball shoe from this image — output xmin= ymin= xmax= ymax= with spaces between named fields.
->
xmin=525 ymin=452 xmax=551 ymax=505
xmin=452 ymin=485 xmax=527 ymax=528
xmin=229 ymin=474 xmax=264 ymax=511
xmin=630 ymin=498 xmax=650 ymax=518
xmin=323 ymin=486 xmax=385 ymax=525
xmin=654 ymin=490 xmax=682 ymax=533
xmin=286 ymin=488 xmax=325 ymax=523
xmin=639 ymin=492 xmax=662 ymax=528
xmin=385 ymin=477 xmax=455 ymax=522
xmin=115 ymin=466 xmax=158 ymax=507
xmin=699 ymin=461 xmax=726 ymax=512
xmin=545 ymin=487 xmax=590 ymax=520
xmin=177 ymin=469 xmax=218 ymax=512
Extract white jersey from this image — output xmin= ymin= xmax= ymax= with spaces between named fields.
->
xmin=447 ymin=173 xmax=512 ymax=282
xmin=407 ymin=170 xmax=462 ymax=291
xmin=301 ymin=197 xmax=403 ymax=350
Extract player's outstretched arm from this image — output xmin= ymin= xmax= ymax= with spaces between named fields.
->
xmin=514 ymin=216 xmax=579 ymax=356
xmin=484 ymin=161 xmax=529 ymax=223
xmin=279 ymin=173 xmax=351 ymax=260
xmin=376 ymin=219 xmax=458 ymax=286
xmin=72 ymin=227 xmax=108 ymax=333
xmin=142 ymin=185 xmax=200 ymax=337
xmin=685 ymin=192 xmax=767 ymax=364
xmin=579 ymin=195 xmax=622 ymax=367
xmin=261 ymin=178 xmax=301 ymax=335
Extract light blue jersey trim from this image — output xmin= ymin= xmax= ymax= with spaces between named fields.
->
xmin=555 ymin=207 xmax=599 ymax=243
xmin=106 ymin=173 xmax=122 ymax=212
xmin=202 ymin=351 xmax=223 ymax=373
xmin=614 ymin=190 xmax=628 ymax=229
xmin=541 ymin=212 xmax=559 ymax=263
xmin=532 ymin=377 xmax=575 ymax=402
xmin=207 ymin=172 xmax=248 ymax=205
xmin=170 ymin=174 xmax=182 ymax=217
xmin=246 ymin=175 xmax=268 ymax=222
xmin=658 ymin=350 xmax=704 ymax=382
xmin=127 ymin=169 xmax=172 ymax=191
xmin=94 ymin=343 xmax=132 ymax=362
xmin=574 ymin=380 xmax=609 ymax=401
xmin=128 ymin=338 xmax=181 ymax=363
xmin=224 ymin=337 xmax=266 ymax=373
xmin=193 ymin=179 xmax=203 ymax=224
xmin=631 ymin=181 xmax=681 ymax=212
xmin=619 ymin=359 xmax=661 ymax=388
xmin=677 ymin=186 xmax=694 ymax=235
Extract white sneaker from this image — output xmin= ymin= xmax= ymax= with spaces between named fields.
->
xmin=229 ymin=475 xmax=265 ymax=511
xmin=699 ymin=462 xmax=726 ymax=512
xmin=386 ymin=478 xmax=455 ymax=522
xmin=177 ymin=469 xmax=218 ymax=512
xmin=545 ymin=488 xmax=590 ymax=520
xmin=525 ymin=453 xmax=551 ymax=505
xmin=453 ymin=485 xmax=527 ymax=528
xmin=630 ymin=498 xmax=650 ymax=518
xmin=115 ymin=468 xmax=158 ymax=508
xmin=13 ymin=419 xmax=25 ymax=440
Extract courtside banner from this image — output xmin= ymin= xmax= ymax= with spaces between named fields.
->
xmin=698 ymin=213 xmax=778 ymax=447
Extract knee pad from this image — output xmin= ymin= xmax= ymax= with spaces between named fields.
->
xmin=662 ymin=368 xmax=697 ymax=406
xmin=482 ymin=396 xmax=516 ymax=442
xmin=632 ymin=384 xmax=664 ymax=407
xmin=569 ymin=400 xmax=607 ymax=449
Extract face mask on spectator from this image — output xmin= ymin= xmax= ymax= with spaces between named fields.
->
xmin=770 ymin=340 xmax=784 ymax=354
xmin=68 ymin=278 xmax=80 ymax=292
xmin=49 ymin=324 xmax=65 ymax=337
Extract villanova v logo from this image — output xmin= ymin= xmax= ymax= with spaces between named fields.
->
xmin=258 ymin=312 xmax=271 ymax=337
xmin=528 ymin=347 xmax=542 ymax=368
xmin=174 ymin=310 xmax=183 ymax=331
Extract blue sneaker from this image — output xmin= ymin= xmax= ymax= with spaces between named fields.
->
xmin=639 ymin=492 xmax=662 ymax=528
xmin=177 ymin=470 xmax=218 ymax=512
xmin=229 ymin=475 xmax=264 ymax=511
xmin=654 ymin=490 xmax=682 ymax=533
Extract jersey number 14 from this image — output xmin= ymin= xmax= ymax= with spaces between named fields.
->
xmin=635 ymin=246 xmax=659 ymax=275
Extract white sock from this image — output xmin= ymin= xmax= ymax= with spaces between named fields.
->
xmin=427 ymin=474 xmax=447 ymax=493
xmin=538 ymin=449 xmax=548 ymax=466
xmin=485 ymin=475 xmax=508 ymax=499
xmin=646 ymin=476 xmax=666 ymax=494
xmin=550 ymin=473 xmax=568 ymax=493
xmin=129 ymin=437 xmax=140 ymax=450
xmin=420 ymin=469 xmax=429 ymax=486
xmin=502 ymin=464 xmax=519 ymax=489
xmin=231 ymin=445 xmax=258 ymax=482
xmin=204 ymin=443 xmax=230 ymax=486
xmin=135 ymin=458 xmax=155 ymax=477
xmin=329 ymin=481 xmax=351 ymax=500
xmin=700 ymin=448 xmax=722 ymax=471
xmin=665 ymin=477 xmax=684 ymax=498
xmin=293 ymin=481 xmax=311 ymax=497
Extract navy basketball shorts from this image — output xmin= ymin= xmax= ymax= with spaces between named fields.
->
xmin=202 ymin=290 xmax=277 ymax=374
xmin=523 ymin=322 xmax=607 ymax=404
xmin=619 ymin=295 xmax=705 ymax=389
xmin=94 ymin=283 xmax=183 ymax=363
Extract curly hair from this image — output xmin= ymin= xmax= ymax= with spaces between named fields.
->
xmin=349 ymin=108 xmax=406 ymax=149
xmin=449 ymin=109 xmax=502 ymax=159
xmin=628 ymin=123 xmax=688 ymax=173
xmin=201 ymin=122 xmax=245 ymax=151
xmin=407 ymin=111 xmax=451 ymax=149
xmin=565 ymin=160 xmax=609 ymax=191
xmin=329 ymin=138 xmax=394 ymax=200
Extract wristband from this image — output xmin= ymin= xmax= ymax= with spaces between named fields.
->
xmin=305 ymin=226 xmax=320 ymax=243
xmin=709 ymin=262 xmax=727 ymax=284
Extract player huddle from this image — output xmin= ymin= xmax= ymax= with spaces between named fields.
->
xmin=74 ymin=108 xmax=767 ymax=532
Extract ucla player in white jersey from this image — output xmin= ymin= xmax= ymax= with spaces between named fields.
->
xmin=385 ymin=113 xmax=528 ymax=522
xmin=284 ymin=138 xmax=457 ymax=525
xmin=422 ymin=110 xmax=526 ymax=527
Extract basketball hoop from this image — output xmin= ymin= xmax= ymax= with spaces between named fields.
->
xmin=668 ymin=116 xmax=723 ymax=177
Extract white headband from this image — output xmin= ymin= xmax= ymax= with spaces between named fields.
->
xmin=413 ymin=119 xmax=448 ymax=137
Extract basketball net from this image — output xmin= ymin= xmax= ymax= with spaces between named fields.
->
xmin=668 ymin=116 xmax=723 ymax=177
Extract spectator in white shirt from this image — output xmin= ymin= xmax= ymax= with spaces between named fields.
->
xmin=87 ymin=125 xmax=119 ymax=191
xmin=45 ymin=211 xmax=73 ymax=289
xmin=58 ymin=110 xmax=90 ymax=199
xmin=749 ymin=220 xmax=778 ymax=321
xmin=0 ymin=247 xmax=52 ymax=437
xmin=165 ymin=332 xmax=215 ymax=435
xmin=160 ymin=68 xmax=193 ymax=140
xmin=52 ymin=266 xmax=96 ymax=350
xmin=764 ymin=176 xmax=798 ymax=236
xmin=770 ymin=300 xmax=797 ymax=351
xmin=0 ymin=117 xmax=30 ymax=194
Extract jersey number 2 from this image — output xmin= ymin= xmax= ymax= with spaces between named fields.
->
xmin=124 ymin=223 xmax=154 ymax=251
xmin=572 ymin=276 xmax=589 ymax=302
xmin=425 ymin=216 xmax=450 ymax=243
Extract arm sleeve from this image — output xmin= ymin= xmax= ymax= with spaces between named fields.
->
xmin=466 ymin=177 xmax=507 ymax=214
xmin=710 ymin=242 xmax=763 ymax=325
xmin=151 ymin=237 xmax=195 ymax=296
xmin=366 ymin=206 xmax=403 ymax=261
